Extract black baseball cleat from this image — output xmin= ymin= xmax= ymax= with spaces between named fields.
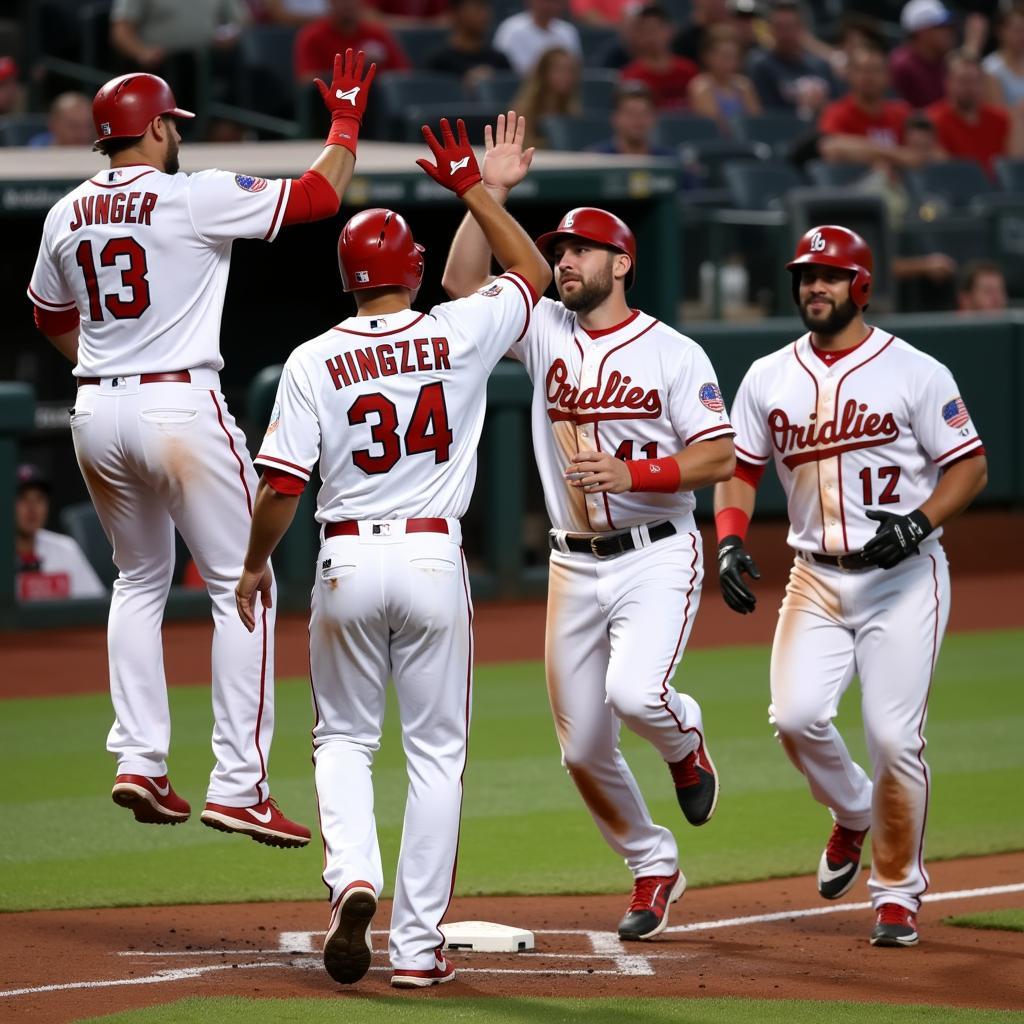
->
xmin=870 ymin=903 xmax=919 ymax=947
xmin=669 ymin=737 xmax=719 ymax=826
xmin=617 ymin=871 xmax=686 ymax=941
xmin=323 ymin=881 xmax=377 ymax=984
xmin=817 ymin=823 xmax=868 ymax=900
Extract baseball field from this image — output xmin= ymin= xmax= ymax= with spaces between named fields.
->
xmin=2 ymin=531 xmax=1023 ymax=1023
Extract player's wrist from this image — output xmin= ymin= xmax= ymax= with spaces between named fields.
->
xmin=327 ymin=114 xmax=360 ymax=154
xmin=626 ymin=456 xmax=680 ymax=493
xmin=483 ymin=182 xmax=510 ymax=203
xmin=715 ymin=506 xmax=750 ymax=544
xmin=908 ymin=508 xmax=932 ymax=536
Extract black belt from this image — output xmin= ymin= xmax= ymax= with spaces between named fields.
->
xmin=551 ymin=521 xmax=677 ymax=559
xmin=802 ymin=550 xmax=872 ymax=572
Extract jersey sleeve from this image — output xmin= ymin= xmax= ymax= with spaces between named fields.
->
xmin=729 ymin=365 xmax=772 ymax=466
xmin=912 ymin=364 xmax=984 ymax=468
xmin=186 ymin=169 xmax=292 ymax=245
xmin=429 ymin=272 xmax=536 ymax=369
xmin=27 ymin=214 xmax=76 ymax=313
xmin=668 ymin=344 xmax=735 ymax=447
xmin=254 ymin=358 xmax=321 ymax=483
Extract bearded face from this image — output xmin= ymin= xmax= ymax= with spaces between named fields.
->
xmin=554 ymin=244 xmax=625 ymax=314
xmin=797 ymin=267 xmax=859 ymax=336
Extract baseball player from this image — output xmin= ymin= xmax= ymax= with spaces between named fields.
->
xmin=441 ymin=113 xmax=736 ymax=941
xmin=27 ymin=50 xmax=377 ymax=845
xmin=234 ymin=118 xmax=550 ymax=987
xmin=714 ymin=226 xmax=988 ymax=947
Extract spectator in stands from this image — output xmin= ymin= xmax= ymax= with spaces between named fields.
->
xmin=984 ymin=4 xmax=1024 ymax=107
xmin=958 ymin=259 xmax=1009 ymax=312
xmin=570 ymin=0 xmax=639 ymax=27
xmin=749 ymin=0 xmax=836 ymax=119
xmin=587 ymin=81 xmax=675 ymax=155
xmin=258 ymin=0 xmax=329 ymax=24
xmin=426 ymin=0 xmax=510 ymax=90
xmin=729 ymin=0 xmax=768 ymax=61
xmin=928 ymin=51 xmax=1015 ymax=177
xmin=493 ymin=0 xmax=582 ymax=77
xmin=819 ymin=47 xmax=909 ymax=147
xmin=889 ymin=0 xmax=956 ymax=108
xmin=595 ymin=4 xmax=644 ymax=69
xmin=0 ymin=57 xmax=22 ymax=117
xmin=294 ymin=0 xmax=410 ymax=79
xmin=368 ymin=0 xmax=449 ymax=26
xmin=15 ymin=465 xmax=105 ymax=602
xmin=824 ymin=13 xmax=887 ymax=83
xmin=512 ymin=46 xmax=581 ymax=148
xmin=27 ymin=93 xmax=95 ymax=148
xmin=687 ymin=24 xmax=761 ymax=128
xmin=620 ymin=5 xmax=699 ymax=110
xmin=674 ymin=0 xmax=731 ymax=63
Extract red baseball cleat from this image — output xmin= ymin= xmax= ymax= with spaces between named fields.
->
xmin=323 ymin=880 xmax=377 ymax=985
xmin=617 ymin=870 xmax=686 ymax=941
xmin=200 ymin=797 xmax=310 ymax=848
xmin=818 ymin=823 xmax=869 ymax=900
xmin=871 ymin=902 xmax=919 ymax=947
xmin=669 ymin=734 xmax=719 ymax=826
xmin=391 ymin=949 xmax=457 ymax=988
xmin=111 ymin=774 xmax=190 ymax=824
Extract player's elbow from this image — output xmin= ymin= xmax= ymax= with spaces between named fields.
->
xmin=972 ymin=456 xmax=988 ymax=497
xmin=441 ymin=266 xmax=475 ymax=300
xmin=712 ymin=450 xmax=737 ymax=483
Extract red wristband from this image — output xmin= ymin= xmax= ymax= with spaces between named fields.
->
xmin=715 ymin=507 xmax=750 ymax=543
xmin=327 ymin=114 xmax=360 ymax=154
xmin=626 ymin=457 xmax=681 ymax=493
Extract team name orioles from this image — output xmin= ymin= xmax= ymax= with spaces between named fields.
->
xmin=325 ymin=338 xmax=451 ymax=390
xmin=545 ymin=358 xmax=661 ymax=421
xmin=770 ymin=398 xmax=899 ymax=468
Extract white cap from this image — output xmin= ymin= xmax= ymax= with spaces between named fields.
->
xmin=901 ymin=0 xmax=953 ymax=34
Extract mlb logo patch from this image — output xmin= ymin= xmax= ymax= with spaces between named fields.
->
xmin=100 ymin=122 xmax=112 ymax=136
xmin=942 ymin=396 xmax=970 ymax=429
xmin=234 ymin=174 xmax=268 ymax=193
xmin=355 ymin=271 xmax=370 ymax=284
xmin=479 ymin=283 xmax=503 ymax=297
xmin=699 ymin=382 xmax=725 ymax=412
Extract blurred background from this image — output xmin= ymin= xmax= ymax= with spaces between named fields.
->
xmin=1 ymin=0 xmax=1023 ymax=628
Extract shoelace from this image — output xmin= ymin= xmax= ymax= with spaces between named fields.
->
xmin=877 ymin=903 xmax=913 ymax=926
xmin=825 ymin=825 xmax=866 ymax=865
xmin=669 ymin=750 xmax=701 ymax=789
xmin=627 ymin=876 xmax=669 ymax=913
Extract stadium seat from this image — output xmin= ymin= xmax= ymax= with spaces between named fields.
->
xmin=732 ymin=112 xmax=810 ymax=154
xmin=577 ymin=26 xmax=619 ymax=67
xmin=906 ymin=160 xmax=994 ymax=210
xmin=236 ymin=25 xmax=298 ymax=121
xmin=580 ymin=69 xmax=620 ymax=113
xmin=678 ymin=139 xmax=764 ymax=187
xmin=59 ymin=502 xmax=116 ymax=588
xmin=541 ymin=114 xmax=612 ymax=151
xmin=0 ymin=113 xmax=49 ymax=146
xmin=723 ymin=160 xmax=803 ymax=209
xmin=391 ymin=25 xmax=451 ymax=69
xmin=401 ymin=102 xmax=500 ymax=144
xmin=375 ymin=71 xmax=464 ymax=138
xmin=79 ymin=0 xmax=116 ymax=73
xmin=471 ymin=70 xmax=520 ymax=109
xmin=994 ymin=157 xmax=1024 ymax=193
xmin=654 ymin=113 xmax=720 ymax=148
xmin=805 ymin=160 xmax=873 ymax=188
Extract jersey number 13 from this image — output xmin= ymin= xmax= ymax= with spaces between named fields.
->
xmin=75 ymin=237 xmax=152 ymax=321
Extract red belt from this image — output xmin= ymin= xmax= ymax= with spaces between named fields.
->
xmin=325 ymin=518 xmax=449 ymax=538
xmin=77 ymin=370 xmax=191 ymax=388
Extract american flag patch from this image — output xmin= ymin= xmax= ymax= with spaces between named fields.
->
xmin=942 ymin=397 xmax=970 ymax=429
xmin=234 ymin=174 xmax=267 ymax=193
xmin=699 ymin=382 xmax=725 ymax=412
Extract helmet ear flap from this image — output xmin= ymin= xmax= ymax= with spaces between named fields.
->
xmin=850 ymin=269 xmax=871 ymax=309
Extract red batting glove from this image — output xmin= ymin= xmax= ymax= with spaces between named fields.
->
xmin=416 ymin=118 xmax=483 ymax=197
xmin=315 ymin=49 xmax=376 ymax=154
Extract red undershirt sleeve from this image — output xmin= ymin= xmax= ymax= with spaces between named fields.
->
xmin=280 ymin=169 xmax=340 ymax=226
xmin=733 ymin=459 xmax=765 ymax=488
xmin=262 ymin=467 xmax=307 ymax=495
xmin=34 ymin=304 xmax=80 ymax=335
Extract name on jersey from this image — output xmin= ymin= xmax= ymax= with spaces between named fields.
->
xmin=69 ymin=191 xmax=158 ymax=232
xmin=770 ymin=399 xmax=899 ymax=468
xmin=325 ymin=337 xmax=451 ymax=390
xmin=545 ymin=358 xmax=662 ymax=423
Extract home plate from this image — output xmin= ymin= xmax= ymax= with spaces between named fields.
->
xmin=441 ymin=921 xmax=535 ymax=953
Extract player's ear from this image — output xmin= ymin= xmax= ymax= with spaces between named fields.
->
xmin=613 ymin=252 xmax=632 ymax=284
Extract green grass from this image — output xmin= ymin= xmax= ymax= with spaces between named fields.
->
xmin=944 ymin=908 xmax=1024 ymax=932
xmin=77 ymin=996 xmax=1024 ymax=1024
xmin=1 ymin=629 xmax=1022 ymax=912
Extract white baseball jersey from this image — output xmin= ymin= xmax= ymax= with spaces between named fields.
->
xmin=28 ymin=164 xmax=291 ymax=377
xmin=730 ymin=327 xmax=984 ymax=554
xmin=17 ymin=528 xmax=106 ymax=601
xmin=509 ymin=302 xmax=734 ymax=533
xmin=255 ymin=273 xmax=535 ymax=521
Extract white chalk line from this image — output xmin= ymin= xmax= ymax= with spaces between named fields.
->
xmin=2 ymin=880 xmax=1020 ymax=999
xmin=117 ymin=949 xmax=683 ymax=962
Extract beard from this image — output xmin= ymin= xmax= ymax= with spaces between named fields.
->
xmin=558 ymin=257 xmax=614 ymax=313
xmin=164 ymin=132 xmax=180 ymax=175
xmin=799 ymin=294 xmax=858 ymax=335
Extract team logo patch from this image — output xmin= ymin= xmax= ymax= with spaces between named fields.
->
xmin=355 ymin=270 xmax=370 ymax=284
xmin=235 ymin=174 xmax=268 ymax=193
xmin=699 ymin=382 xmax=725 ymax=412
xmin=479 ymin=283 xmax=503 ymax=297
xmin=942 ymin=396 xmax=970 ymax=429
xmin=265 ymin=401 xmax=280 ymax=437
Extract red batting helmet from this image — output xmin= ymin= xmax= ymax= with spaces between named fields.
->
xmin=786 ymin=225 xmax=873 ymax=309
xmin=535 ymin=207 xmax=638 ymax=290
xmin=338 ymin=209 xmax=425 ymax=292
xmin=92 ymin=73 xmax=194 ymax=146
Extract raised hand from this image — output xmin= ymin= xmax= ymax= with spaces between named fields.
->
xmin=482 ymin=110 xmax=536 ymax=194
xmin=416 ymin=118 xmax=483 ymax=197
xmin=315 ymin=48 xmax=376 ymax=125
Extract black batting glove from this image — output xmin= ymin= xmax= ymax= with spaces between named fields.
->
xmin=860 ymin=509 xmax=932 ymax=570
xmin=718 ymin=535 xmax=761 ymax=614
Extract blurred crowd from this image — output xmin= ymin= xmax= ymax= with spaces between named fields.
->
xmin=1 ymin=0 xmax=1021 ymax=313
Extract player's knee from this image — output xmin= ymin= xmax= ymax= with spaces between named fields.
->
xmin=770 ymin=702 xmax=828 ymax=739
xmin=605 ymin=678 xmax=658 ymax=724
xmin=868 ymin=729 xmax=916 ymax=771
